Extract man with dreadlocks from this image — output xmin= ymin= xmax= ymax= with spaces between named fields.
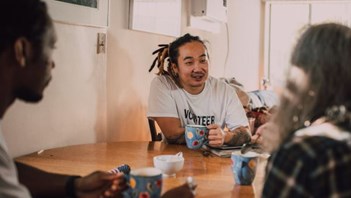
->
xmin=147 ymin=33 xmax=251 ymax=147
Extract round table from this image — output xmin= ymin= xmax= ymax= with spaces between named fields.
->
xmin=16 ymin=141 xmax=266 ymax=197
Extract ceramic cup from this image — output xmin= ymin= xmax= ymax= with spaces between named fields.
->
xmin=231 ymin=151 xmax=259 ymax=185
xmin=153 ymin=154 xmax=184 ymax=177
xmin=185 ymin=124 xmax=209 ymax=150
xmin=124 ymin=167 xmax=162 ymax=198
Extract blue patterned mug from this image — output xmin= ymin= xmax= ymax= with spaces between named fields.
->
xmin=185 ymin=125 xmax=209 ymax=150
xmin=124 ymin=167 xmax=162 ymax=198
xmin=231 ymin=151 xmax=259 ymax=185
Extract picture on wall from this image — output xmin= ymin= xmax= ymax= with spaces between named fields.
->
xmin=55 ymin=0 xmax=98 ymax=8
xmin=43 ymin=0 xmax=109 ymax=27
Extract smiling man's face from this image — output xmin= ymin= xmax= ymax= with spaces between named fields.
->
xmin=173 ymin=41 xmax=209 ymax=95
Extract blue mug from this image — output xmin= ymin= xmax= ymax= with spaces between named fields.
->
xmin=185 ymin=125 xmax=209 ymax=150
xmin=124 ymin=167 xmax=162 ymax=198
xmin=231 ymin=151 xmax=259 ymax=185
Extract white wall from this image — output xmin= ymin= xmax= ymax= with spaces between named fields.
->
xmin=2 ymin=0 xmax=263 ymax=157
xmin=2 ymin=23 xmax=108 ymax=157
xmin=226 ymin=0 xmax=264 ymax=90
xmin=106 ymin=0 xmax=173 ymax=142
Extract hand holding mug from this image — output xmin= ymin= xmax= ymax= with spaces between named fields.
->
xmin=75 ymin=171 xmax=127 ymax=198
xmin=207 ymin=124 xmax=226 ymax=147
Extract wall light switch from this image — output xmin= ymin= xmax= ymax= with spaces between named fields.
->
xmin=97 ymin=33 xmax=106 ymax=54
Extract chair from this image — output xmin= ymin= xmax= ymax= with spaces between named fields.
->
xmin=148 ymin=119 xmax=162 ymax=141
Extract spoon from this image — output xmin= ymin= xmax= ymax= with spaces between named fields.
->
xmin=167 ymin=152 xmax=183 ymax=162
xmin=240 ymin=143 xmax=263 ymax=154
xmin=175 ymin=152 xmax=183 ymax=158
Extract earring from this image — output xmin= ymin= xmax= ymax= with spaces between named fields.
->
xmin=303 ymin=120 xmax=311 ymax=127
xmin=308 ymin=90 xmax=315 ymax=97
xmin=326 ymin=105 xmax=348 ymax=123
xmin=20 ymin=57 xmax=26 ymax=68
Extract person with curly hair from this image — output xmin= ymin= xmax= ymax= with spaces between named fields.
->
xmin=262 ymin=23 xmax=351 ymax=197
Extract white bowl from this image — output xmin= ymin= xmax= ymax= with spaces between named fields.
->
xmin=153 ymin=155 xmax=184 ymax=176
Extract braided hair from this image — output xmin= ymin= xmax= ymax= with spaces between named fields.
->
xmin=148 ymin=33 xmax=208 ymax=88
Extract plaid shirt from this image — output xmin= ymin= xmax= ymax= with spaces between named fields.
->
xmin=262 ymin=135 xmax=351 ymax=198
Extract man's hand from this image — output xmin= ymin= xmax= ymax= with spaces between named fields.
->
xmin=75 ymin=171 xmax=127 ymax=198
xmin=162 ymin=183 xmax=196 ymax=198
xmin=207 ymin=124 xmax=226 ymax=147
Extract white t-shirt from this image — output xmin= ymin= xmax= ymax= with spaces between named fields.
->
xmin=147 ymin=75 xmax=248 ymax=130
xmin=0 ymin=121 xmax=31 ymax=198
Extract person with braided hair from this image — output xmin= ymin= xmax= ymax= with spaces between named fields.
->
xmin=147 ymin=33 xmax=251 ymax=147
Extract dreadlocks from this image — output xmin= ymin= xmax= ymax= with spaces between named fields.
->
xmin=148 ymin=33 xmax=208 ymax=88
xmin=148 ymin=44 xmax=169 ymax=74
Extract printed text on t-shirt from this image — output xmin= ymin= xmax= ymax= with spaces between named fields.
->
xmin=184 ymin=109 xmax=215 ymax=126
